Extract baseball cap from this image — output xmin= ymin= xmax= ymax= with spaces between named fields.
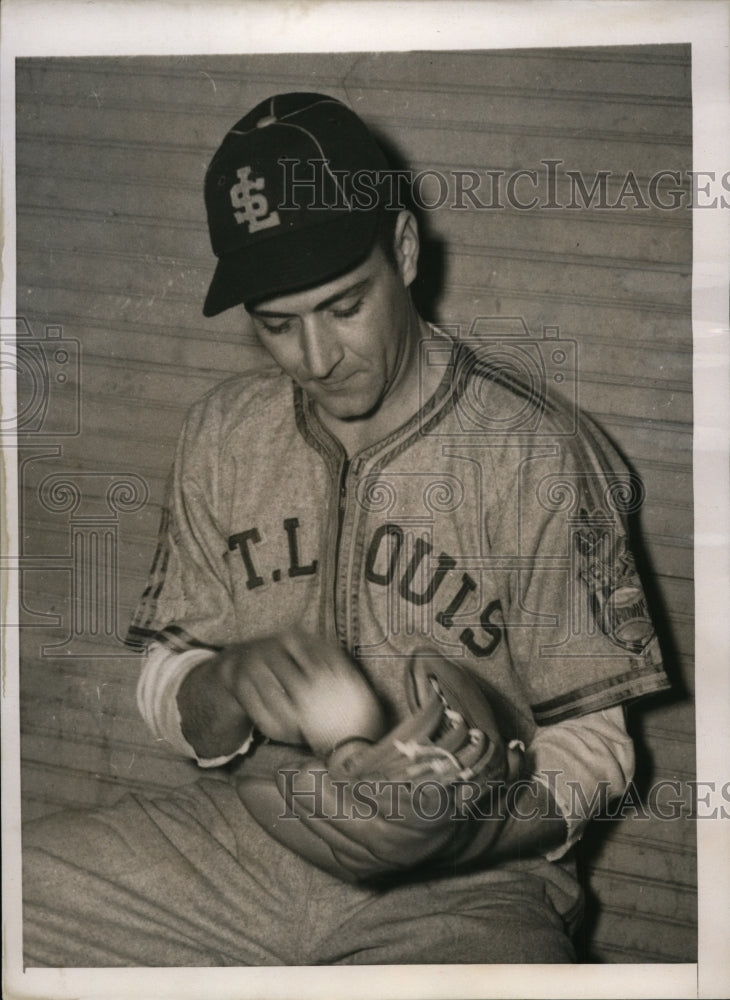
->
xmin=203 ymin=93 xmax=391 ymax=316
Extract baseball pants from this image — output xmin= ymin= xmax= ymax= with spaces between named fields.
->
xmin=23 ymin=774 xmax=578 ymax=967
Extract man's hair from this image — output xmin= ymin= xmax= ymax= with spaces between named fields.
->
xmin=375 ymin=210 xmax=400 ymax=270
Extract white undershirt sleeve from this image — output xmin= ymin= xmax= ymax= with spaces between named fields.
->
xmin=524 ymin=704 xmax=635 ymax=860
xmin=136 ymin=641 xmax=254 ymax=768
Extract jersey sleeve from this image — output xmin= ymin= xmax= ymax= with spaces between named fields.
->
xmin=136 ymin=641 xmax=254 ymax=765
xmin=126 ymin=396 xmax=239 ymax=653
xmin=490 ymin=414 xmax=670 ymax=724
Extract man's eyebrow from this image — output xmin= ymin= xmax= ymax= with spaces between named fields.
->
xmin=251 ymin=278 xmax=371 ymax=318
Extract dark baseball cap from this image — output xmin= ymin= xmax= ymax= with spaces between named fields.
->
xmin=203 ymin=93 xmax=391 ymax=317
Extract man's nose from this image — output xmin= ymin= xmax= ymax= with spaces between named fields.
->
xmin=301 ymin=320 xmax=342 ymax=378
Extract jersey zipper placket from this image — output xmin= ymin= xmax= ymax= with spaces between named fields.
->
xmin=333 ymin=455 xmax=350 ymax=644
xmin=332 ymin=454 xmax=364 ymax=650
xmin=300 ymin=340 xmax=460 ymax=649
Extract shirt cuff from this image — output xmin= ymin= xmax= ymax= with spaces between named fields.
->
xmin=136 ymin=641 xmax=254 ymax=767
xmin=524 ymin=705 xmax=635 ymax=861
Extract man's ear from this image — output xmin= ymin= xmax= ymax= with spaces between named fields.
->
xmin=393 ymin=210 xmax=420 ymax=288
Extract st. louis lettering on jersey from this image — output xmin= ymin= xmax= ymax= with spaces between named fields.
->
xmin=227 ymin=517 xmax=504 ymax=659
xmin=228 ymin=518 xmax=318 ymax=588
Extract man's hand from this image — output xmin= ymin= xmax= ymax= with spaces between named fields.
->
xmin=237 ymin=652 xmax=518 ymax=881
xmin=177 ymin=629 xmax=386 ymax=760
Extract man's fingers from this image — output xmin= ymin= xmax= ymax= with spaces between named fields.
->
xmin=257 ymin=644 xmax=311 ymax=697
xmin=226 ymin=638 xmax=318 ymax=741
xmin=280 ymin=628 xmax=360 ymax=682
xmin=329 ymin=695 xmax=444 ymax=780
xmin=237 ymin=663 xmax=305 ymax=743
xmin=214 ymin=630 xmax=384 ymax=750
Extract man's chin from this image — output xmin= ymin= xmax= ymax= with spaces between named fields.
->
xmin=312 ymin=392 xmax=382 ymax=423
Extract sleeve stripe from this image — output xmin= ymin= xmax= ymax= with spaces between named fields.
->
xmin=124 ymin=623 xmax=222 ymax=654
xmin=532 ymin=667 xmax=672 ymax=724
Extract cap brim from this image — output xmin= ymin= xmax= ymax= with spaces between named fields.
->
xmin=203 ymin=210 xmax=382 ymax=317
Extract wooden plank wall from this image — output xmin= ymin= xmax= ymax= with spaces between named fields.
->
xmin=14 ymin=48 xmax=694 ymax=964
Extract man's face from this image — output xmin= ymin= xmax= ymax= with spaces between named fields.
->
xmin=247 ymin=213 xmax=419 ymax=423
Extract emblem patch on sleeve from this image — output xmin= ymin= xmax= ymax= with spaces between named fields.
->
xmin=574 ymin=518 xmax=655 ymax=655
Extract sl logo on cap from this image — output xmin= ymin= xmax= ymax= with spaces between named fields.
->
xmin=230 ymin=166 xmax=281 ymax=233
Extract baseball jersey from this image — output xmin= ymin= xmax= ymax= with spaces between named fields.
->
xmin=127 ymin=332 xmax=669 ymax=748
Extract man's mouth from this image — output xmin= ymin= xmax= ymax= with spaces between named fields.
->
xmin=315 ymin=372 xmax=357 ymax=390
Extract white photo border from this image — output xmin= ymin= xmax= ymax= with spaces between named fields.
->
xmin=2 ymin=2 xmax=728 ymax=998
